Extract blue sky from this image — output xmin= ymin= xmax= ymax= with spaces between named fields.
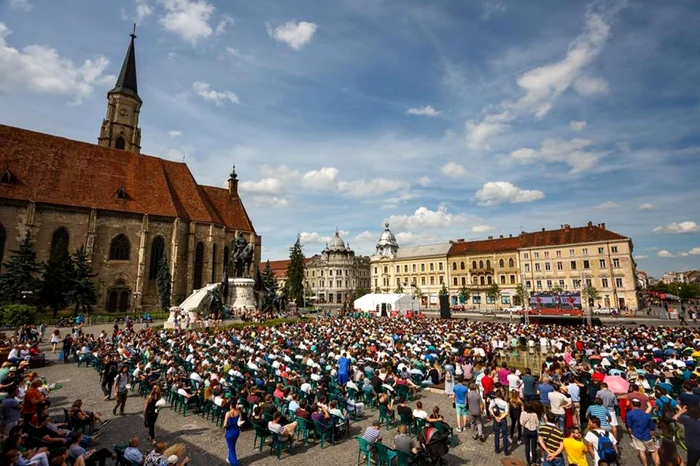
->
xmin=0 ymin=0 xmax=699 ymax=277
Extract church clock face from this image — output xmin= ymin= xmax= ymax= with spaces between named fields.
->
xmin=119 ymin=108 xmax=129 ymax=118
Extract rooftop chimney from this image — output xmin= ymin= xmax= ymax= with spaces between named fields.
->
xmin=600 ymin=222 xmax=606 ymax=230
xmin=499 ymin=235 xmax=503 ymax=238
xmin=509 ymin=234 xmax=512 ymax=238
xmin=587 ymin=221 xmax=593 ymax=228
xmin=564 ymin=224 xmax=570 ymax=230
xmin=488 ymin=236 xmax=493 ymax=239
xmin=457 ymin=238 xmax=464 ymax=242
xmin=541 ymin=227 xmax=545 ymax=231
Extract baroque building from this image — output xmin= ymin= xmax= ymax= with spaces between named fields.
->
xmin=371 ymin=222 xmax=639 ymax=310
xmin=0 ymin=31 xmax=259 ymax=312
xmin=305 ymin=231 xmax=371 ymax=305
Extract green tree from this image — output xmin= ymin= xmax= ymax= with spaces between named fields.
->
xmin=487 ymin=283 xmax=502 ymax=309
xmin=582 ymin=284 xmax=600 ymax=308
xmin=41 ymin=238 xmax=74 ymax=318
xmin=261 ymin=260 xmax=279 ymax=310
xmin=551 ymin=283 xmax=564 ymax=293
xmin=285 ymin=236 xmax=306 ymax=307
xmin=395 ymin=283 xmax=404 ymax=294
xmin=354 ymin=285 xmax=368 ymax=299
xmin=514 ymin=283 xmax=528 ymax=307
xmin=413 ymin=286 xmax=423 ymax=302
xmin=458 ymin=285 xmax=471 ymax=305
xmin=69 ymin=246 xmax=97 ymax=315
xmin=156 ymin=256 xmax=172 ymax=311
xmin=374 ymin=286 xmax=382 ymax=294
xmin=439 ymin=283 xmax=449 ymax=295
xmin=0 ymin=231 xmax=42 ymax=304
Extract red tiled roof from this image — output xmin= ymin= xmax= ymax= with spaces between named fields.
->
xmin=0 ymin=124 xmax=254 ymax=233
xmin=448 ymin=224 xmax=628 ymax=256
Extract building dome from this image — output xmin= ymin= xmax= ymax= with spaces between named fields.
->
xmin=328 ymin=231 xmax=346 ymax=251
xmin=375 ymin=222 xmax=399 ymax=256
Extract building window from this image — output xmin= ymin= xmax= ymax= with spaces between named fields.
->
xmin=601 ymin=278 xmax=609 ymax=288
xmin=0 ymin=225 xmax=5 ymax=273
xmin=569 ymin=249 xmax=575 ymax=256
xmin=472 ymin=261 xmax=477 ymax=269
xmin=545 ymin=262 xmax=551 ymax=271
xmin=585 ymin=278 xmax=592 ymax=287
xmin=439 ymin=262 xmax=443 ymax=271
xmin=50 ymin=227 xmax=70 ymax=257
xmin=330 ymin=270 xmax=333 ymax=276
xmin=559 ymin=279 xmax=565 ymax=288
xmin=534 ymin=252 xmax=539 ymax=259
xmin=582 ymin=248 xmax=588 ymax=255
xmin=460 ymin=261 xmax=465 ymax=270
xmin=462 ymin=277 xmax=466 ymax=286
xmin=223 ymin=246 xmax=230 ymax=275
xmin=499 ymin=258 xmax=505 ymax=268
xmin=452 ymin=262 xmax=457 ymax=271
xmin=535 ymin=263 xmax=541 ymax=272
xmin=544 ymin=251 xmax=549 ymax=258
xmin=404 ymin=265 xmax=408 ymax=272
xmin=611 ymin=246 xmax=618 ymax=253
xmin=383 ymin=266 xmax=388 ymax=274
xmin=429 ymin=263 xmax=434 ymax=272
xmin=510 ymin=275 xmax=515 ymax=284
xmin=149 ymin=236 xmax=165 ymax=280
xmin=573 ymin=279 xmax=581 ymax=289
xmin=109 ymin=234 xmax=130 ymax=260
xmin=546 ymin=279 xmax=553 ymax=289
xmin=570 ymin=261 xmax=577 ymax=270
xmin=509 ymin=258 xmax=514 ymax=267
xmin=556 ymin=250 xmax=561 ymax=258
xmin=439 ymin=276 xmax=444 ymax=284
xmin=421 ymin=264 xmax=425 ymax=272
xmin=486 ymin=260 xmax=491 ymax=269
xmin=480 ymin=276 xmax=485 ymax=285
xmin=374 ymin=267 xmax=377 ymax=274
xmin=598 ymin=247 xmax=604 ymax=254
xmin=412 ymin=264 xmax=416 ymax=272
xmin=115 ymin=137 xmax=126 ymax=150
xmin=524 ymin=253 xmax=529 ymax=259
xmin=599 ymin=259 xmax=606 ymax=268
xmin=557 ymin=261 xmax=563 ymax=271
xmin=524 ymin=264 xmax=530 ymax=272
xmin=583 ymin=260 xmax=590 ymax=269
xmin=473 ymin=295 xmax=481 ymax=304
xmin=453 ymin=277 xmax=458 ymax=286
xmin=536 ymin=280 xmax=542 ymax=290
xmin=500 ymin=275 xmax=505 ymax=285
xmin=211 ymin=244 xmax=218 ymax=283
xmin=430 ymin=276 xmax=435 ymax=285
xmin=487 ymin=276 xmax=492 ymax=285
xmin=486 ymin=295 xmax=495 ymax=304
xmin=615 ymin=278 xmax=623 ymax=288
xmin=479 ymin=260 xmax=484 ymax=269
xmin=193 ymin=242 xmax=204 ymax=289
xmin=421 ymin=277 xmax=426 ymax=285
xmin=526 ymin=280 xmax=532 ymax=289
xmin=501 ymin=295 xmax=511 ymax=305
xmin=396 ymin=265 xmax=400 ymax=273
xmin=613 ymin=258 xmax=620 ymax=268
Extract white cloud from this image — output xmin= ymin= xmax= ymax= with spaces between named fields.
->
xmin=481 ymin=0 xmax=506 ymax=19
xmin=8 ymin=0 xmax=32 ymax=11
xmin=471 ymin=225 xmax=494 ymax=233
xmin=634 ymin=255 xmax=648 ymax=260
xmin=690 ymin=248 xmax=700 ymax=256
xmin=658 ymin=250 xmax=674 ymax=258
xmin=266 ymin=20 xmax=317 ymax=50
xmin=594 ymin=201 xmax=619 ymax=209
xmin=574 ymin=76 xmax=609 ymax=96
xmin=251 ymin=195 xmax=291 ymax=208
xmin=395 ymin=231 xmax=439 ymax=246
xmin=638 ymin=203 xmax=656 ymax=211
xmin=301 ymin=167 xmax=409 ymax=198
xmin=465 ymin=111 xmax=510 ymax=150
xmin=354 ymin=231 xmax=376 ymax=242
xmin=300 ymin=230 xmax=350 ymax=244
xmin=509 ymin=138 xmax=606 ymax=174
xmin=386 ymin=204 xmax=475 ymax=230
xmin=215 ymin=15 xmax=234 ymax=35
xmin=135 ymin=0 xmax=153 ymax=21
xmin=440 ymin=162 xmax=466 ymax=178
xmin=418 ymin=176 xmax=431 ymax=187
xmin=239 ymin=178 xmax=285 ymax=195
xmin=513 ymin=7 xmax=612 ymax=118
xmin=473 ymin=181 xmax=545 ymax=206
xmin=192 ymin=80 xmax=239 ymax=106
xmin=167 ymin=130 xmax=182 ymax=138
xmin=159 ymin=0 xmax=214 ymax=44
xmin=0 ymin=23 xmax=114 ymax=103
xmin=653 ymin=221 xmax=700 ymax=234
xmin=569 ymin=120 xmax=587 ymax=131
xmin=406 ymin=105 xmax=440 ymax=117
xmin=259 ymin=164 xmax=301 ymax=183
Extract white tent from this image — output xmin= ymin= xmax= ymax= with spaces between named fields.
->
xmin=353 ymin=293 xmax=419 ymax=317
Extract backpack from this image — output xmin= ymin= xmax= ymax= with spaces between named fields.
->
xmin=661 ymin=398 xmax=675 ymax=424
xmin=592 ymin=430 xmax=617 ymax=465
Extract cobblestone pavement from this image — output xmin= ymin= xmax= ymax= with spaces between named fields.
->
xmin=35 ymin=353 xmax=652 ymax=466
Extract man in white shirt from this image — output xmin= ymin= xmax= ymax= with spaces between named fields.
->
xmin=548 ymin=383 xmax=572 ymax=432
xmin=507 ymin=370 xmax=522 ymax=392
xmin=584 ymin=415 xmax=618 ymax=465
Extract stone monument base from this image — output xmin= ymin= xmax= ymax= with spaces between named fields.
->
xmin=227 ymin=277 xmax=256 ymax=309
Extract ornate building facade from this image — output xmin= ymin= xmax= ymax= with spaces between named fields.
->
xmin=0 ymin=32 xmax=259 ymax=312
xmin=305 ymin=231 xmax=371 ymax=305
xmin=371 ymin=222 xmax=639 ymax=310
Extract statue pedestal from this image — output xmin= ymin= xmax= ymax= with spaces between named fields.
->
xmin=226 ymin=278 xmax=256 ymax=310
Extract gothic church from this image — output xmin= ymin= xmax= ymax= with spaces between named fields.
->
xmin=0 ymin=31 xmax=260 ymax=312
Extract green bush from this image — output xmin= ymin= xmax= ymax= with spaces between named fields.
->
xmin=1 ymin=304 xmax=37 ymax=327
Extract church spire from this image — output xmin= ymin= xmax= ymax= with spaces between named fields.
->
xmin=109 ymin=24 xmax=140 ymax=101
xmin=98 ymin=25 xmax=143 ymax=153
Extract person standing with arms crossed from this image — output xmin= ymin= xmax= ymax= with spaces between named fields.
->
xmin=452 ymin=377 xmax=468 ymax=433
xmin=112 ymin=366 xmax=129 ymax=416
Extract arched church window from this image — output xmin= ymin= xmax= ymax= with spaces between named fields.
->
xmin=193 ymin=242 xmax=204 ymax=289
xmin=0 ymin=225 xmax=5 ymax=272
xmin=50 ymin=227 xmax=69 ymax=257
xmin=109 ymin=234 xmax=130 ymax=260
xmin=211 ymin=244 xmax=217 ymax=283
xmin=115 ymin=137 xmax=126 ymax=150
xmin=148 ymin=236 xmax=165 ymax=280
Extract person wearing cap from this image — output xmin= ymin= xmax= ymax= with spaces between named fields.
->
xmin=626 ymin=398 xmax=659 ymax=466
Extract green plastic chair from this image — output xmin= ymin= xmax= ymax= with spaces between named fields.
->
xmin=378 ymin=405 xmax=395 ymax=430
xmin=354 ymin=436 xmax=372 ymax=466
xmin=269 ymin=432 xmax=293 ymax=460
xmin=313 ymin=419 xmax=335 ymax=448
xmin=399 ymin=413 xmax=415 ymax=436
xmin=364 ymin=391 xmax=376 ymax=411
xmin=295 ymin=417 xmax=313 ymax=445
xmin=253 ymin=424 xmax=270 ymax=452
xmin=395 ymin=449 xmax=418 ymax=466
xmin=375 ymin=443 xmax=398 ymax=466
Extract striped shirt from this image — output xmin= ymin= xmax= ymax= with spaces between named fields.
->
xmin=538 ymin=423 xmax=564 ymax=456
xmin=362 ymin=426 xmax=382 ymax=449
xmin=586 ymin=404 xmax=611 ymax=428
